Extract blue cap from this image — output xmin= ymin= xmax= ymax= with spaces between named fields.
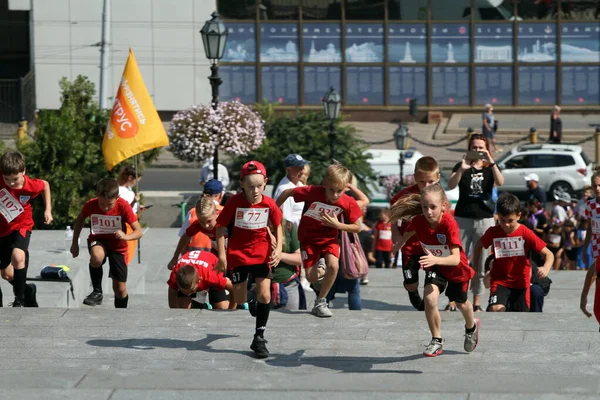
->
xmin=203 ymin=179 xmax=223 ymax=195
xmin=284 ymin=154 xmax=309 ymax=168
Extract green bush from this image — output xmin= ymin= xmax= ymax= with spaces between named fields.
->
xmin=15 ymin=75 xmax=159 ymax=229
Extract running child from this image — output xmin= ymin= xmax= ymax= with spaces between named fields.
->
xmin=372 ymin=208 xmax=393 ymax=269
xmin=215 ymin=161 xmax=282 ymax=359
xmin=167 ymin=249 xmax=233 ymax=310
xmin=71 ymin=177 xmax=143 ymax=308
xmin=0 ymin=151 xmax=53 ymax=307
xmin=473 ymin=193 xmax=553 ymax=312
xmin=276 ymin=163 xmax=362 ymax=318
xmin=390 ymin=156 xmax=441 ymax=310
xmin=580 ymin=170 xmax=600 ymax=324
xmin=391 ymin=184 xmax=478 ymax=357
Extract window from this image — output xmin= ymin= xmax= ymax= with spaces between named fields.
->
xmin=302 ymin=23 xmax=342 ymax=63
xmin=345 ymin=66 xmax=384 ymax=105
xmin=431 ymin=24 xmax=470 ymax=63
xmin=345 ymin=23 xmax=384 ymax=63
xmin=517 ymin=66 xmax=556 ymax=105
xmin=560 ymin=22 xmax=600 ymax=62
xmin=474 ymin=23 xmax=514 ymax=63
xmin=388 ymin=0 xmax=428 ymax=20
xmin=475 ymin=66 xmax=513 ymax=105
xmin=217 ymin=0 xmax=256 ymax=19
xmin=531 ymin=154 xmax=575 ymax=168
xmin=303 ymin=66 xmax=341 ymax=104
xmin=261 ymin=66 xmax=299 ymax=104
xmin=431 ymin=0 xmax=471 ymax=20
xmin=504 ymin=155 xmax=530 ymax=169
xmin=389 ymin=67 xmax=427 ymax=106
xmin=388 ymin=24 xmax=427 ymax=63
xmin=220 ymin=66 xmax=257 ymax=104
xmin=260 ymin=23 xmax=299 ymax=62
xmin=222 ymin=23 xmax=256 ymax=62
xmin=259 ymin=0 xmax=299 ymax=20
xmin=344 ymin=0 xmax=385 ymax=20
xmin=431 ymin=66 xmax=470 ymax=105
xmin=302 ymin=0 xmax=342 ymax=20
xmin=561 ymin=66 xmax=600 ymax=105
xmin=517 ymin=23 xmax=557 ymax=62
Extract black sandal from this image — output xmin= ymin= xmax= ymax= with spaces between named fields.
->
xmin=473 ymin=305 xmax=483 ymax=312
xmin=443 ymin=303 xmax=457 ymax=312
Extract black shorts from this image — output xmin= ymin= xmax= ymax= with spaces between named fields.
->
xmin=0 ymin=230 xmax=30 ymax=270
xmin=565 ymin=248 xmax=578 ymax=261
xmin=177 ymin=288 xmax=229 ymax=305
xmin=424 ymin=267 xmax=469 ymax=304
xmin=227 ymin=264 xmax=272 ymax=285
xmin=88 ymin=240 xmax=128 ymax=282
xmin=402 ymin=254 xmax=422 ymax=285
xmin=488 ymin=284 xmax=529 ymax=312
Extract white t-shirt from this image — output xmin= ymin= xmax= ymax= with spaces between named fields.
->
xmin=118 ymin=185 xmax=138 ymax=213
xmin=199 ymin=163 xmax=230 ymax=189
xmin=273 ymin=176 xmax=304 ymax=227
xmin=551 ymin=204 xmax=567 ymax=223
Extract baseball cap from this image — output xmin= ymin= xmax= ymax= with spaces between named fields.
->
xmin=203 ymin=179 xmax=223 ymax=195
xmin=524 ymin=173 xmax=539 ymax=182
xmin=284 ymin=154 xmax=310 ymax=168
xmin=240 ymin=161 xmax=267 ymax=180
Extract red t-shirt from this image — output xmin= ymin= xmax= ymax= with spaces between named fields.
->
xmin=81 ymin=197 xmax=137 ymax=253
xmin=185 ymin=206 xmax=223 ymax=241
xmin=293 ymin=185 xmax=362 ymax=246
xmin=216 ymin=193 xmax=282 ymax=269
xmin=406 ymin=212 xmax=474 ymax=283
xmin=374 ymin=221 xmax=393 ymax=252
xmin=167 ymin=250 xmax=226 ymax=291
xmin=391 ymin=184 xmax=421 ymax=256
xmin=0 ymin=175 xmax=45 ymax=237
xmin=480 ymin=224 xmax=546 ymax=289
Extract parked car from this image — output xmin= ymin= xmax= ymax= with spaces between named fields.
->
xmin=495 ymin=143 xmax=593 ymax=199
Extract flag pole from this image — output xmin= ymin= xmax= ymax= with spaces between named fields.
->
xmin=135 ymin=154 xmax=141 ymax=264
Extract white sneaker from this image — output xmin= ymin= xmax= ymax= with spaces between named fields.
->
xmin=300 ymin=278 xmax=313 ymax=293
xmin=360 ymin=277 xmax=369 ymax=285
xmin=311 ymin=297 xmax=333 ymax=318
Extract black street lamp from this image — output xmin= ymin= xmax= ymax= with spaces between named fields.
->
xmin=200 ymin=11 xmax=228 ymax=180
xmin=322 ymin=86 xmax=341 ymax=161
xmin=393 ymin=124 xmax=409 ymax=188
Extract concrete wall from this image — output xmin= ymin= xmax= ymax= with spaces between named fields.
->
xmin=30 ymin=0 xmax=216 ymax=110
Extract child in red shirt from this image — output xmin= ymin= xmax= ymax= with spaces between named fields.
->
xmin=167 ymin=250 xmax=233 ymax=310
xmin=0 ymin=151 xmax=53 ymax=307
xmin=473 ymin=193 xmax=553 ymax=312
xmin=216 ymin=161 xmax=282 ymax=359
xmin=372 ymin=208 xmax=393 ymax=269
xmin=276 ymin=163 xmax=362 ymax=318
xmin=392 ymin=184 xmax=478 ymax=357
xmin=390 ymin=156 xmax=441 ymax=311
xmin=71 ymin=178 xmax=143 ymax=308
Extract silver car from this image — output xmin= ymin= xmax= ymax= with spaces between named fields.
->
xmin=496 ymin=144 xmax=593 ymax=199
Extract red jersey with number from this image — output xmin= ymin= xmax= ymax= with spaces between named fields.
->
xmin=293 ymin=185 xmax=362 ymax=246
xmin=216 ymin=193 xmax=282 ymax=269
xmin=81 ymin=197 xmax=137 ymax=253
xmin=167 ymin=250 xmax=226 ymax=291
xmin=480 ymin=224 xmax=546 ymax=289
xmin=374 ymin=221 xmax=393 ymax=251
xmin=406 ymin=213 xmax=474 ymax=283
xmin=391 ymin=184 xmax=422 ymax=256
xmin=0 ymin=176 xmax=45 ymax=237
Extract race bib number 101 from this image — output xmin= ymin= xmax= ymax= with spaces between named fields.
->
xmin=235 ymin=208 xmax=269 ymax=230
xmin=91 ymin=214 xmax=122 ymax=235
xmin=0 ymin=189 xmax=24 ymax=223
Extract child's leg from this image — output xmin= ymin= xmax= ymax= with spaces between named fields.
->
xmin=423 ymin=283 xmax=442 ymax=339
xmin=383 ymin=251 xmax=391 ymax=269
xmin=10 ymin=247 xmax=27 ymax=302
xmin=112 ymin=280 xmax=128 ymax=308
xmin=254 ymin=277 xmax=271 ymax=337
xmin=455 ymin=297 xmax=475 ymax=330
xmin=318 ymin=252 xmax=339 ymax=300
xmin=107 ymin=250 xmax=129 ymax=308
xmin=89 ymin=244 xmax=106 ymax=293
xmin=375 ymin=251 xmax=383 ymax=269
xmin=231 ymin=282 xmax=248 ymax=305
xmin=488 ymin=284 xmax=508 ymax=312
xmin=553 ymin=249 xmax=563 ymax=270
xmin=594 ymin=277 xmax=600 ymax=325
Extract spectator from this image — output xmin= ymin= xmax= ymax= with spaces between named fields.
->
xmin=117 ymin=164 xmax=144 ymax=214
xmin=482 ymin=104 xmax=501 ymax=153
xmin=300 ymin=163 xmax=311 ymax=185
xmin=199 ymin=157 xmax=230 ymax=190
xmin=549 ymin=105 xmax=562 ymax=144
xmin=525 ymin=173 xmax=547 ymax=205
xmin=577 ymin=186 xmax=593 ymax=220
xmin=552 ymin=192 xmax=570 ymax=223
xmin=527 ymin=198 xmax=548 ymax=238
xmin=273 ymin=154 xmax=310 ymax=227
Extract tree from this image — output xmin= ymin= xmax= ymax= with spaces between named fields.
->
xmin=16 ymin=75 xmax=159 ymax=229
xmin=231 ymin=104 xmax=376 ymax=194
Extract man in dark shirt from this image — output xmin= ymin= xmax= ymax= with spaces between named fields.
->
xmin=525 ymin=173 xmax=547 ymax=205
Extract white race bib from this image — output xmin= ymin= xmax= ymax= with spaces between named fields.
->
xmin=592 ymin=218 xmax=600 ymax=235
xmin=91 ymin=214 xmax=122 ymax=235
xmin=420 ymin=242 xmax=451 ymax=257
xmin=234 ymin=208 xmax=269 ymax=230
xmin=493 ymin=236 xmax=525 ymax=258
xmin=304 ymin=202 xmax=342 ymax=221
xmin=379 ymin=230 xmax=392 ymax=240
xmin=549 ymin=234 xmax=561 ymax=245
xmin=0 ymin=189 xmax=24 ymax=223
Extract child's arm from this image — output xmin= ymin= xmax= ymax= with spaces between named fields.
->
xmin=392 ymin=230 xmax=415 ymax=254
xmin=275 ymin=188 xmax=295 ymax=208
xmin=346 ymin=183 xmax=370 ymax=210
xmin=583 ymin=222 xmax=593 ymax=267
xmin=269 ymin=223 xmax=283 ymax=267
xmin=580 ymin=265 xmax=595 ymax=318
xmin=420 ymin=245 xmax=461 ymax=268
xmin=41 ymin=180 xmax=53 ymax=224
xmin=216 ymin=226 xmax=228 ymax=272
xmin=321 ymin=213 xmax=361 ymax=234
xmin=70 ymin=212 xmax=86 ymax=258
xmin=168 ymin=287 xmax=178 ymax=308
xmin=167 ymin=234 xmax=191 ymax=270
xmin=535 ymin=247 xmax=554 ymax=279
xmin=115 ymin=221 xmax=143 ymax=241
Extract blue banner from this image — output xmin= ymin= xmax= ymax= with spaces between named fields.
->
xmin=303 ymin=66 xmax=342 ymax=105
xmin=561 ymin=23 xmax=600 ymax=62
xmin=475 ymin=66 xmax=513 ymax=106
xmin=474 ymin=24 xmax=513 ymax=63
xmin=302 ymin=23 xmax=342 ymax=63
xmin=346 ymin=66 xmax=384 ymax=105
xmin=222 ymin=23 xmax=256 ymax=62
xmin=389 ymin=67 xmax=427 ymax=106
xmin=345 ymin=24 xmax=384 ymax=63
xmin=388 ymin=24 xmax=427 ymax=64
xmin=220 ymin=66 xmax=256 ymax=104
xmin=518 ymin=66 xmax=556 ymax=105
xmin=562 ymin=66 xmax=600 ymax=105
xmin=431 ymin=24 xmax=470 ymax=63
xmin=260 ymin=23 xmax=299 ymax=62
xmin=517 ymin=23 xmax=556 ymax=62
xmin=261 ymin=66 xmax=299 ymax=104
xmin=431 ymin=66 xmax=470 ymax=105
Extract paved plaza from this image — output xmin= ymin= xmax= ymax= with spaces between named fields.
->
xmin=0 ymin=229 xmax=598 ymax=398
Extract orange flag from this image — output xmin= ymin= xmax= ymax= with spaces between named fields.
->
xmin=102 ymin=49 xmax=169 ymax=171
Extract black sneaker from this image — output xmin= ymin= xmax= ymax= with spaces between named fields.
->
xmin=408 ymin=290 xmax=423 ymax=310
xmin=11 ymin=298 xmax=24 ymax=307
xmin=248 ymin=298 xmax=257 ymax=317
xmin=24 ymin=284 xmax=38 ymax=307
xmin=250 ymin=336 xmax=269 ymax=359
xmin=83 ymin=291 xmax=103 ymax=306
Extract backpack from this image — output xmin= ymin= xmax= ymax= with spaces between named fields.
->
xmin=339 ymin=215 xmax=369 ymax=280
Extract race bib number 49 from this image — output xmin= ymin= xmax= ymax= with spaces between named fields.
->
xmin=420 ymin=242 xmax=450 ymax=257
xmin=235 ymin=208 xmax=269 ymax=230
xmin=304 ymin=202 xmax=342 ymax=221
xmin=493 ymin=236 xmax=525 ymax=258
xmin=0 ymin=189 xmax=24 ymax=223
xmin=91 ymin=214 xmax=122 ymax=235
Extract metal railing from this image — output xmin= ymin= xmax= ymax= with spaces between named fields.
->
xmin=0 ymin=71 xmax=35 ymax=135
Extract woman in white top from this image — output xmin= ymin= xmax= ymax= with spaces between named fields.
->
xmin=117 ymin=164 xmax=143 ymax=214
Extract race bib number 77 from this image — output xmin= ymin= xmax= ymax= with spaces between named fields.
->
xmin=0 ymin=189 xmax=24 ymax=223
xmin=235 ymin=208 xmax=269 ymax=230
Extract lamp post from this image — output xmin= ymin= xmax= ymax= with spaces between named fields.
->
xmin=322 ymin=86 xmax=341 ymax=161
xmin=200 ymin=11 xmax=228 ymax=180
xmin=393 ymin=124 xmax=409 ymax=188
